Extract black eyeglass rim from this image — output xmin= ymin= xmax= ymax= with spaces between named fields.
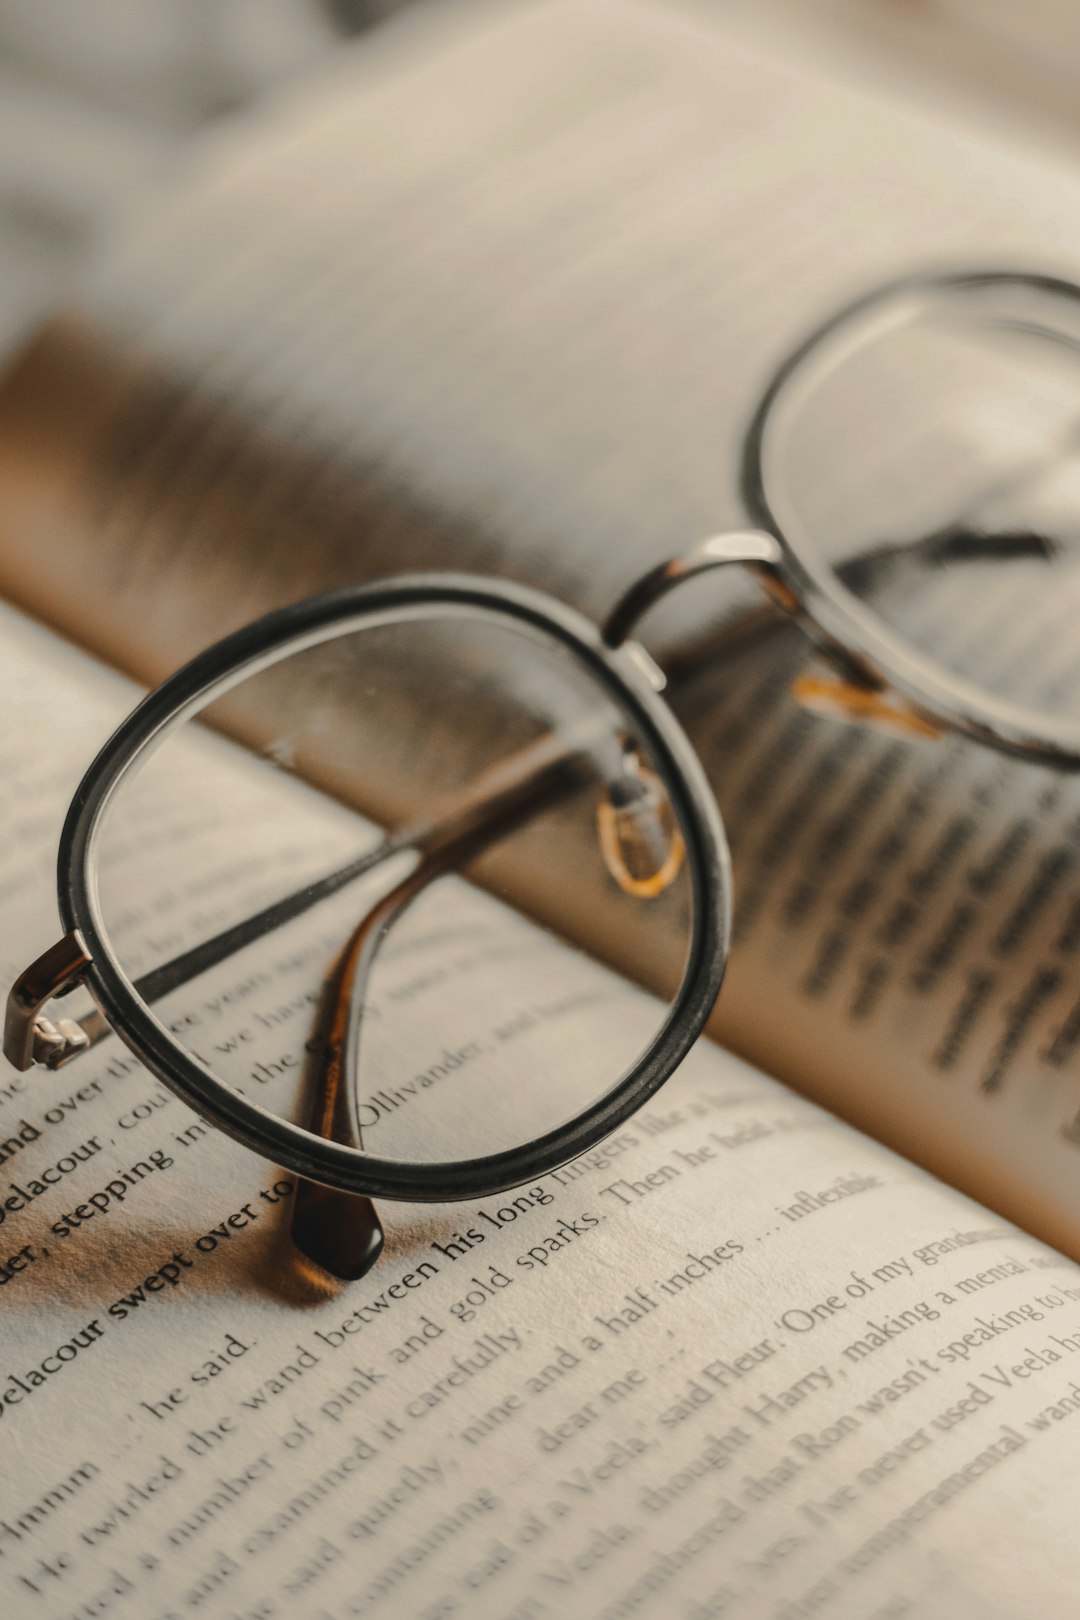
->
xmin=56 ymin=573 xmax=731 ymax=1202
xmin=741 ymin=265 xmax=1080 ymax=771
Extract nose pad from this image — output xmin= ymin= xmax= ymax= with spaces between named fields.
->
xmin=597 ymin=747 xmax=686 ymax=899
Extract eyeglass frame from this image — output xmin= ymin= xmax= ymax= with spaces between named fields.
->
xmin=9 ymin=574 xmax=733 ymax=1204
xmin=9 ymin=264 xmax=1080 ymax=1214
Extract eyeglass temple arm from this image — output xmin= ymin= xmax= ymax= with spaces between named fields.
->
xmin=4 ymin=718 xmax=597 ymax=1075
xmin=2 ymin=839 xmax=415 ymax=1074
xmin=292 ymin=811 xmax=509 ymax=1282
xmin=838 ymin=524 xmax=1057 ymax=595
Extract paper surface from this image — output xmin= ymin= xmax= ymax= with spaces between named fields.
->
xmin=4 ymin=603 xmax=1080 ymax=1617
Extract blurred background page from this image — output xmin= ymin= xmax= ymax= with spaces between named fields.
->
xmin=2 ymin=0 xmax=1080 ymax=353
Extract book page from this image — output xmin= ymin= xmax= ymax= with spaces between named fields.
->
xmin=1 ymin=0 xmax=1080 ymax=1252
xmin=6 ymin=602 xmax=1080 ymax=1619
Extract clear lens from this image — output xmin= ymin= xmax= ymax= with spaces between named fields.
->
xmin=90 ymin=605 xmax=695 ymax=1175
xmin=757 ymin=277 xmax=1080 ymax=727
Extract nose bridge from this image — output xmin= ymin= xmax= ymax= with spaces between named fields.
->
xmin=600 ymin=529 xmax=785 ymax=650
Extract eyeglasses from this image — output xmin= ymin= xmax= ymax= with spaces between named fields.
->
xmin=8 ymin=268 xmax=1080 ymax=1282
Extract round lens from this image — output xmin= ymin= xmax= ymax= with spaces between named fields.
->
xmin=77 ymin=587 xmax=722 ymax=1197
xmin=747 ymin=274 xmax=1080 ymax=754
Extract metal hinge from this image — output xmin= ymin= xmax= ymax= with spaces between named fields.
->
xmin=4 ymin=931 xmax=93 ymax=1071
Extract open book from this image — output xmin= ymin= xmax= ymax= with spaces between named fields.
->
xmin=3 ymin=2 xmax=1080 ymax=1614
